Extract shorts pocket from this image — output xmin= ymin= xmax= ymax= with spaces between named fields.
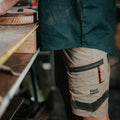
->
xmin=68 ymin=59 xmax=103 ymax=72
xmin=68 ymin=59 xmax=104 ymax=85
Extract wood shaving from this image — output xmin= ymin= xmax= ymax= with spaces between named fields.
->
xmin=0 ymin=65 xmax=20 ymax=76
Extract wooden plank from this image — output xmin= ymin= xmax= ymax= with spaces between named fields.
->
xmin=0 ymin=9 xmax=37 ymax=25
xmin=0 ymin=50 xmax=39 ymax=118
xmin=15 ymin=31 xmax=37 ymax=53
xmin=0 ymin=24 xmax=38 ymax=65
xmin=1 ymin=97 xmax=24 ymax=120
xmin=0 ymin=53 xmax=33 ymax=99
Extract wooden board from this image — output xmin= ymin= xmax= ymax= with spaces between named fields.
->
xmin=0 ymin=50 xmax=40 ymax=118
xmin=15 ymin=31 xmax=37 ymax=53
xmin=0 ymin=53 xmax=33 ymax=98
xmin=1 ymin=97 xmax=24 ymax=120
xmin=2 ymin=9 xmax=36 ymax=16
xmin=0 ymin=9 xmax=37 ymax=25
xmin=0 ymin=24 xmax=38 ymax=65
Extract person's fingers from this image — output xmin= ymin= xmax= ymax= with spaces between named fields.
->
xmin=0 ymin=0 xmax=19 ymax=16
xmin=0 ymin=4 xmax=7 ymax=16
xmin=2 ymin=0 xmax=19 ymax=11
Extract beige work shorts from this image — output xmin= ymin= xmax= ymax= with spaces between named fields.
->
xmin=62 ymin=47 xmax=110 ymax=118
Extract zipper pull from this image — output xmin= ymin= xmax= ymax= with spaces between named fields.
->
xmin=98 ymin=66 xmax=102 ymax=84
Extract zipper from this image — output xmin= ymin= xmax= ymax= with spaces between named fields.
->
xmin=68 ymin=59 xmax=103 ymax=72
xmin=68 ymin=59 xmax=104 ymax=84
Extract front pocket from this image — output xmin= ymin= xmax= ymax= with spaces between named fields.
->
xmin=68 ymin=59 xmax=104 ymax=84
xmin=68 ymin=59 xmax=104 ymax=72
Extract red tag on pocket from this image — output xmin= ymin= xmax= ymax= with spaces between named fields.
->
xmin=98 ymin=66 xmax=102 ymax=83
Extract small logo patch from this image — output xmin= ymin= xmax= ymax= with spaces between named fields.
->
xmin=90 ymin=89 xmax=99 ymax=95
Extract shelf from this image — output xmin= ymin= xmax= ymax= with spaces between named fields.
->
xmin=0 ymin=49 xmax=40 ymax=118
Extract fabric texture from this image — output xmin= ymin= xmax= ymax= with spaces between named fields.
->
xmin=62 ymin=47 xmax=110 ymax=118
xmin=38 ymin=0 xmax=116 ymax=54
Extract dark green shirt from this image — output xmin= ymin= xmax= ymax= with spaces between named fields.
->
xmin=38 ymin=0 xmax=116 ymax=54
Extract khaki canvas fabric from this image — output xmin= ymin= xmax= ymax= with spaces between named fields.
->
xmin=61 ymin=47 xmax=110 ymax=118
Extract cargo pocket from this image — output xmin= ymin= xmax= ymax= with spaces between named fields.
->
xmin=68 ymin=59 xmax=110 ymax=112
xmin=68 ymin=59 xmax=104 ymax=85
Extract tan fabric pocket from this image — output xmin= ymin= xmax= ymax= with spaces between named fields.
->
xmin=68 ymin=59 xmax=104 ymax=86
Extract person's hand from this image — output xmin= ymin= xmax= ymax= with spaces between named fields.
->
xmin=0 ymin=6 xmax=7 ymax=16
xmin=0 ymin=0 xmax=19 ymax=16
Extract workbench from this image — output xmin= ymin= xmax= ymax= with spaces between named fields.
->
xmin=0 ymin=24 xmax=39 ymax=118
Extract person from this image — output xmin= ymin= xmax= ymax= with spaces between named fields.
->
xmin=0 ymin=0 xmax=116 ymax=120
xmin=38 ymin=0 xmax=115 ymax=120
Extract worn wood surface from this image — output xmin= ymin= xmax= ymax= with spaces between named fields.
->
xmin=15 ymin=31 xmax=37 ymax=53
xmin=0 ymin=9 xmax=36 ymax=25
xmin=0 ymin=24 xmax=38 ymax=65
xmin=1 ymin=97 xmax=24 ymax=120
xmin=0 ymin=53 xmax=33 ymax=103
xmin=0 ymin=16 xmax=35 ymax=25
